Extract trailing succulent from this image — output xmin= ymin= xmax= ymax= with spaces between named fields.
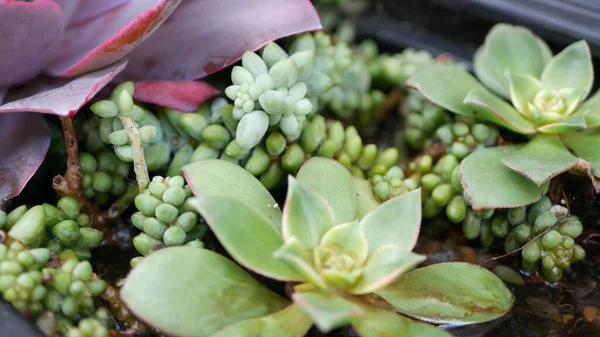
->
xmin=119 ymin=158 xmax=513 ymax=337
xmin=408 ymin=23 xmax=600 ymax=210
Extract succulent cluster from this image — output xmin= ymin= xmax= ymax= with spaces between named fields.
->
xmin=433 ymin=119 xmax=499 ymax=159
xmin=79 ymin=151 xmax=130 ymax=206
xmin=0 ymin=241 xmax=109 ymax=336
xmin=131 ymin=176 xmax=207 ymax=264
xmin=2 ymin=198 xmax=103 ymax=260
xmin=402 ymin=89 xmax=451 ymax=150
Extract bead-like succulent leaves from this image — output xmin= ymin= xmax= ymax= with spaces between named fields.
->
xmin=121 ymin=158 xmax=513 ymax=337
xmin=407 ymin=23 xmax=600 ymax=210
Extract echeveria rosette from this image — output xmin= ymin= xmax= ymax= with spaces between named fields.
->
xmin=407 ymin=23 xmax=600 ymax=210
xmin=120 ymin=158 xmax=513 ymax=337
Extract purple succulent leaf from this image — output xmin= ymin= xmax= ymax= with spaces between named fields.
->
xmin=133 ymin=81 xmax=220 ymax=112
xmin=51 ymin=0 xmax=80 ymax=22
xmin=0 ymin=0 xmax=66 ymax=87
xmin=70 ymin=0 xmax=131 ymax=24
xmin=0 ymin=60 xmax=127 ymax=117
xmin=119 ymin=0 xmax=322 ymax=81
xmin=0 ymin=112 xmax=51 ymax=208
xmin=46 ymin=0 xmax=182 ymax=78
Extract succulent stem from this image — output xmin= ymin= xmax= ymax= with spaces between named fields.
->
xmin=119 ymin=116 xmax=150 ymax=192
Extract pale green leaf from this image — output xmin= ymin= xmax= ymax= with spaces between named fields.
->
xmin=486 ymin=24 xmax=548 ymax=91
xmin=320 ymin=221 xmax=368 ymax=265
xmin=359 ymin=189 xmax=421 ymax=253
xmin=406 ymin=64 xmax=486 ymax=116
xmin=507 ymin=73 xmax=541 ymax=119
xmin=121 ymin=247 xmax=289 ymax=337
xmin=537 ymin=108 xmax=588 ymax=134
xmin=541 ymin=41 xmax=593 ymax=98
xmin=474 ymin=46 xmax=510 ymax=98
xmin=349 ymin=247 xmax=425 ymax=295
xmin=182 ymin=159 xmax=282 ymax=228
xmin=296 ymin=158 xmax=356 ymax=223
xmin=208 ymin=304 xmax=312 ymax=337
xmin=461 ymin=147 xmax=549 ymax=210
xmin=283 ymin=176 xmax=336 ymax=248
xmin=376 ymin=262 xmax=513 ymax=325
xmin=561 ymin=130 xmax=600 ymax=178
xmin=353 ymin=177 xmax=380 ymax=220
xmin=502 ymin=134 xmax=579 ymax=185
xmin=352 ymin=311 xmax=452 ymax=337
xmin=463 ymin=89 xmax=536 ymax=134
xmin=579 ymin=90 xmax=600 ymax=128
xmin=274 ymin=237 xmax=327 ymax=288
xmin=293 ymin=290 xmax=364 ymax=332
xmin=190 ymin=196 xmax=300 ymax=281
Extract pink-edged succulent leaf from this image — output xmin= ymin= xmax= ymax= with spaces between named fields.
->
xmin=70 ymin=0 xmax=131 ymax=24
xmin=0 ymin=0 xmax=66 ymax=87
xmin=0 ymin=112 xmax=50 ymax=207
xmin=0 ymin=60 xmax=127 ymax=117
xmin=119 ymin=0 xmax=322 ymax=81
xmin=133 ymin=81 xmax=219 ymax=112
xmin=51 ymin=0 xmax=80 ymax=22
xmin=46 ymin=0 xmax=182 ymax=77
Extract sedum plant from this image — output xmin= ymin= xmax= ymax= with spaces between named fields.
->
xmin=407 ymin=23 xmax=600 ymax=210
xmin=121 ymin=158 xmax=513 ymax=337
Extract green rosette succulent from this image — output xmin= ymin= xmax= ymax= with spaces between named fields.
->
xmin=407 ymin=23 xmax=600 ymax=210
xmin=121 ymin=158 xmax=513 ymax=337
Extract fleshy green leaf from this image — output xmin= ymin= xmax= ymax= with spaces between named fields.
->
xmin=190 ymin=195 xmax=300 ymax=281
xmin=406 ymin=64 xmax=486 ymax=116
xmin=485 ymin=24 xmax=548 ymax=92
xmin=282 ymin=177 xmax=336 ymax=249
xmin=502 ymin=134 xmax=579 ymax=185
xmin=349 ymin=247 xmax=425 ymax=295
xmin=359 ymin=190 xmax=421 ymax=253
xmin=296 ymin=158 xmax=356 ymax=224
xmin=182 ymin=159 xmax=282 ymax=228
xmin=376 ymin=262 xmax=513 ymax=325
xmin=579 ymin=90 xmax=600 ymax=128
xmin=474 ymin=46 xmax=510 ymax=98
xmin=353 ymin=177 xmax=380 ymax=220
xmin=461 ymin=147 xmax=549 ymax=210
xmin=352 ymin=311 xmax=453 ymax=337
xmin=507 ymin=73 xmax=541 ymax=120
xmin=541 ymin=41 xmax=593 ymax=98
xmin=320 ymin=221 xmax=368 ymax=265
xmin=121 ymin=247 xmax=289 ymax=337
xmin=293 ymin=290 xmax=365 ymax=332
xmin=209 ymin=304 xmax=313 ymax=337
xmin=537 ymin=108 xmax=588 ymax=134
xmin=561 ymin=130 xmax=600 ymax=178
xmin=463 ymin=89 xmax=536 ymax=134
xmin=274 ymin=237 xmax=327 ymax=288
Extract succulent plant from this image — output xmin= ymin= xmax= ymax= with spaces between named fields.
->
xmin=79 ymin=151 xmax=130 ymax=206
xmin=120 ymin=158 xmax=513 ymax=337
xmin=402 ymin=89 xmax=451 ymax=150
xmin=408 ymin=23 xmax=600 ymax=210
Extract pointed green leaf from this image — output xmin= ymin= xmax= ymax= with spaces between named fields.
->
xmin=507 ymin=73 xmax=541 ymax=119
xmin=541 ymin=41 xmax=593 ymax=98
xmin=353 ymin=177 xmax=380 ymax=220
xmin=537 ymin=108 xmax=588 ymax=134
xmin=349 ymin=247 xmax=425 ymax=295
xmin=352 ymin=311 xmax=452 ymax=337
xmin=121 ymin=247 xmax=289 ymax=337
xmin=359 ymin=190 xmax=421 ymax=253
xmin=580 ymin=90 xmax=600 ymax=128
xmin=293 ymin=290 xmax=365 ymax=332
xmin=191 ymin=196 xmax=300 ymax=281
xmin=283 ymin=177 xmax=336 ymax=248
xmin=486 ymin=24 xmax=548 ymax=91
xmin=376 ymin=262 xmax=513 ymax=325
xmin=463 ymin=89 xmax=536 ymax=134
xmin=296 ymin=158 xmax=356 ymax=223
xmin=561 ymin=130 xmax=600 ymax=178
xmin=474 ymin=46 xmax=509 ymax=98
xmin=209 ymin=304 xmax=313 ymax=337
xmin=502 ymin=134 xmax=579 ymax=185
xmin=182 ymin=159 xmax=282 ymax=228
xmin=406 ymin=64 xmax=486 ymax=117
xmin=274 ymin=237 xmax=327 ymax=288
xmin=320 ymin=221 xmax=369 ymax=265
xmin=461 ymin=147 xmax=549 ymax=210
